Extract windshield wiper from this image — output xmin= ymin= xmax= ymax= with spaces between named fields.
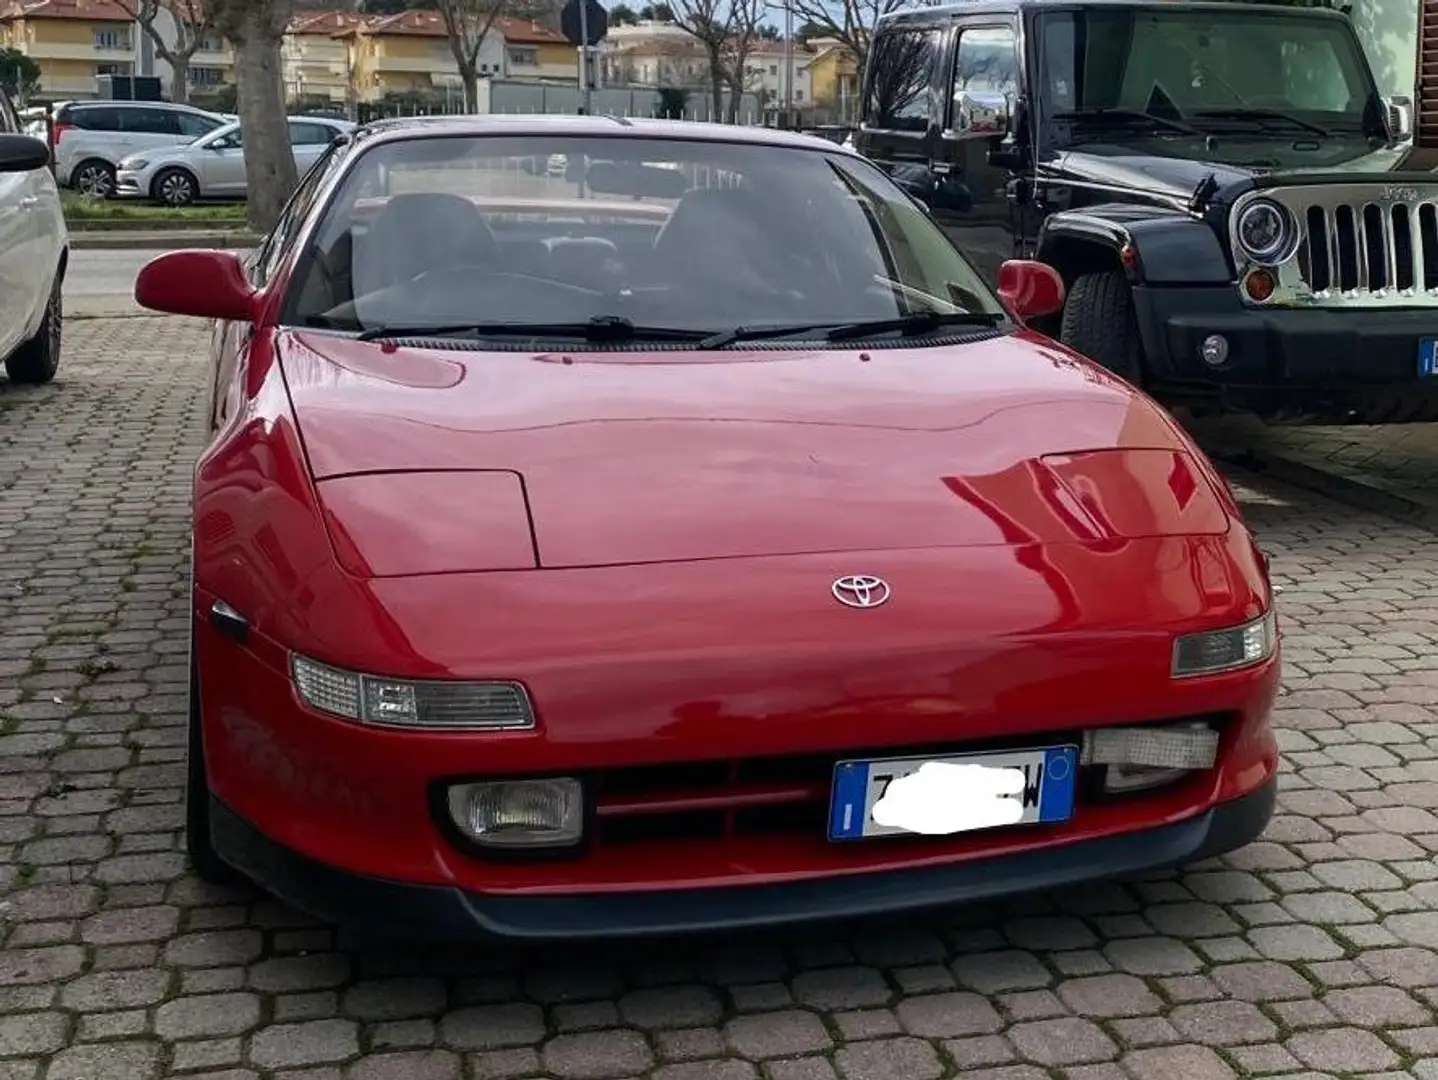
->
xmin=823 ymin=311 xmax=1005 ymax=342
xmin=1190 ymin=107 xmax=1331 ymax=138
xmin=698 ymin=311 xmax=1003 ymax=350
xmin=355 ymin=314 xmax=712 ymax=344
xmin=1052 ymin=107 xmax=1204 ymax=138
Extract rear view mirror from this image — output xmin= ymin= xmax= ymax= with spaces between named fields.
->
xmin=1383 ymin=95 xmax=1413 ymax=141
xmin=946 ymin=90 xmax=1010 ymax=140
xmin=0 ymin=134 xmax=50 ymax=173
xmin=997 ymin=259 xmax=1065 ymax=322
xmin=135 ymin=249 xmax=257 ymax=322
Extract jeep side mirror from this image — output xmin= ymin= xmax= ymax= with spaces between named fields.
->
xmin=945 ymin=90 xmax=1010 ymax=141
xmin=1383 ymin=95 xmax=1413 ymax=141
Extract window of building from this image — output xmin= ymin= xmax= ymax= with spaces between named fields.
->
xmin=93 ymin=28 xmax=131 ymax=51
xmin=507 ymin=46 xmax=539 ymax=66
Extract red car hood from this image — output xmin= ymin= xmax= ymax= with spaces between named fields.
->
xmin=278 ymin=329 xmax=1231 ymax=574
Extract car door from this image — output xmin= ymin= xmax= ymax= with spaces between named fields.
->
xmin=0 ymin=89 xmax=36 ymax=358
xmin=202 ymin=128 xmax=248 ymax=195
xmin=857 ymin=21 xmax=949 ymax=207
xmin=929 ymin=19 xmax=1024 ymax=286
xmin=287 ymin=121 xmax=339 ymax=174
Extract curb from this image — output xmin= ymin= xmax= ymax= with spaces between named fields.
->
xmin=69 ymin=230 xmax=260 ymax=251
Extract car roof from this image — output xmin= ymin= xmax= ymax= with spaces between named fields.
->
xmin=60 ymin=99 xmax=218 ymax=113
xmin=351 ymin=113 xmax=848 ymax=155
xmin=877 ymin=0 xmax=1349 ymax=21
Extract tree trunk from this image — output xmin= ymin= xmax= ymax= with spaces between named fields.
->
xmin=169 ymin=57 xmax=191 ymax=104
xmin=461 ymin=66 xmax=479 ymax=112
xmin=706 ymin=45 xmax=723 ymax=122
xmin=725 ymin=73 xmax=741 ymax=123
xmin=232 ymin=32 xmax=298 ymax=232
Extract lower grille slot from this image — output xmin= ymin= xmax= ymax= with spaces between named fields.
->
xmin=1394 ymin=204 xmax=1416 ymax=292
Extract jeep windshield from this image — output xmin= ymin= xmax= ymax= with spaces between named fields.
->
xmin=1036 ymin=6 xmax=1388 ymax=165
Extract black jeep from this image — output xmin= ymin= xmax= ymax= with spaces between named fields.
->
xmin=854 ymin=0 xmax=1431 ymax=424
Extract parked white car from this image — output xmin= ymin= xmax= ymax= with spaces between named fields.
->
xmin=51 ymin=100 xmax=230 ymax=197
xmin=116 ymin=115 xmax=355 ymax=205
xmin=0 ymin=90 xmax=67 ymax=385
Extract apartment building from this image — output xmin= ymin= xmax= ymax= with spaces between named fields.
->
xmin=0 ymin=0 xmax=232 ymax=101
xmin=331 ymin=7 xmax=578 ymax=105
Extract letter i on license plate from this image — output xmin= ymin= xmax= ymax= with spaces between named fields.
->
xmin=828 ymin=745 xmax=1079 ymax=840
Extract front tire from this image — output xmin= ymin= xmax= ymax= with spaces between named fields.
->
xmin=1059 ymin=270 xmax=1145 ymax=385
xmin=186 ymin=634 xmax=242 ymax=885
xmin=5 ymin=272 xmax=63 ymax=385
xmin=153 ymin=167 xmax=198 ymax=207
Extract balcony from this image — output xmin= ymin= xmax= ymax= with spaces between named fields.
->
xmin=373 ymin=53 xmax=455 ymax=75
xmin=23 ymin=40 xmax=135 ymax=61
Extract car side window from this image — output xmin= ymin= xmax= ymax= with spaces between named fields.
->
xmin=863 ymin=26 xmax=943 ymax=133
xmin=252 ymin=146 xmax=344 ymax=287
xmin=74 ymin=107 xmax=122 ymax=131
xmin=123 ymin=108 xmax=181 ymax=135
xmin=952 ymin=26 xmax=1019 ymax=102
xmin=178 ymin=112 xmax=221 ymax=138
xmin=290 ymin=122 xmax=337 ymax=146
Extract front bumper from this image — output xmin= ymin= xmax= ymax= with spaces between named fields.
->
xmin=114 ymin=169 xmax=150 ymax=200
xmin=1134 ymin=284 xmax=1438 ymax=390
xmin=209 ymin=776 xmax=1278 ymax=941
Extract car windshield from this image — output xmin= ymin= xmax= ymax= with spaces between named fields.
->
xmin=1036 ymin=8 xmax=1388 ymax=155
xmin=285 ymin=134 xmax=1007 ymax=341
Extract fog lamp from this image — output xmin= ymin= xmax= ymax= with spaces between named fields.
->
xmin=1199 ymin=334 xmax=1229 ymax=366
xmin=1171 ymin=610 xmax=1278 ymax=678
xmin=446 ymin=779 xmax=583 ymax=848
xmin=1083 ymin=720 xmax=1220 ymax=794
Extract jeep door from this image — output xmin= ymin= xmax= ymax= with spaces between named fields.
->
xmin=928 ymin=17 xmax=1024 ymax=288
xmin=856 ymin=19 xmax=949 ymax=208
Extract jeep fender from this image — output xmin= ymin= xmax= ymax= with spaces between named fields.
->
xmin=1036 ymin=206 xmax=1232 ymax=287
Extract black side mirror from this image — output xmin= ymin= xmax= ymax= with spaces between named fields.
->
xmin=0 ymin=133 xmax=50 ymax=174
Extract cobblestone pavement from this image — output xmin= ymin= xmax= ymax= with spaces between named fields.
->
xmin=6 ymin=317 xmax=1438 ymax=1080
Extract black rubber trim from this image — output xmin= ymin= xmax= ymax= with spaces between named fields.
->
xmin=209 ymin=776 xmax=1277 ymax=942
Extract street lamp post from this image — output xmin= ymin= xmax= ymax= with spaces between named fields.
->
xmin=782 ymin=0 xmax=793 ymax=127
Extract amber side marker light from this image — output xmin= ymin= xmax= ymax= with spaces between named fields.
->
xmin=1244 ymin=269 xmax=1276 ymax=302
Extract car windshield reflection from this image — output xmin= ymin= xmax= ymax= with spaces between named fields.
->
xmin=285 ymin=134 xmax=1006 ymax=344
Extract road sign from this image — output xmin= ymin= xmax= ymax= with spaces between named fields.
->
xmin=561 ymin=0 xmax=607 ymax=47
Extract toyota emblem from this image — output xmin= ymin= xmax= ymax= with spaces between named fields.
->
xmin=831 ymin=575 xmax=891 ymax=609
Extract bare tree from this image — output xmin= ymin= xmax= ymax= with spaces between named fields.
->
xmin=434 ymin=0 xmax=511 ymax=113
xmin=112 ymin=0 xmax=215 ymax=104
xmin=669 ymin=0 xmax=762 ymax=122
xmin=764 ymin=0 xmax=902 ymax=78
xmin=209 ymin=0 xmax=299 ymax=233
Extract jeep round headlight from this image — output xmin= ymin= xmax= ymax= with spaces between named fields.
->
xmin=1235 ymin=200 xmax=1295 ymax=264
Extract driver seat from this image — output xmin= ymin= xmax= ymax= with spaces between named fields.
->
xmin=353 ymin=193 xmax=499 ymax=296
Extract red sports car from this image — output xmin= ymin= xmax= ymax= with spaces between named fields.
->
xmin=135 ymin=116 xmax=1280 ymax=940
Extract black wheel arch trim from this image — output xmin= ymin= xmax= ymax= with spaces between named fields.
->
xmin=1039 ymin=208 xmax=1233 ymax=287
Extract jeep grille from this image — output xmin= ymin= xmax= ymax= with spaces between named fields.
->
xmin=1231 ymin=185 xmax=1438 ymax=308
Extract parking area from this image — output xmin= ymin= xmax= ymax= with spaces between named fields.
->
xmin=3 ymin=311 xmax=1438 ymax=1080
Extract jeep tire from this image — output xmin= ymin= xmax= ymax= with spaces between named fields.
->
xmin=1059 ymin=270 xmax=1145 ymax=385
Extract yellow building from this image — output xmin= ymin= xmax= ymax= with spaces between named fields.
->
xmin=335 ymin=8 xmax=578 ymax=104
xmin=0 ymin=0 xmax=233 ymax=102
xmin=284 ymin=9 xmax=366 ymax=106
xmin=0 ymin=0 xmax=138 ymax=100
xmin=804 ymin=37 xmax=861 ymax=121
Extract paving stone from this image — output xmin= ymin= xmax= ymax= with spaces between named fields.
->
xmin=834 ymin=1037 xmax=942 ymax=1080
xmin=1007 ymin=1018 xmax=1116 ymax=1066
xmin=540 ymin=1031 xmax=654 ymax=1079
xmin=1055 ymin=974 xmax=1162 ymax=1018
xmin=1286 ymin=1028 xmax=1400 ymax=1072
xmin=724 ymin=1011 xmax=831 ymax=1059
xmin=154 ymin=993 xmax=262 ymax=1039
xmin=1120 ymin=1046 xmax=1236 ymax=1080
xmin=894 ymin=992 xmax=1001 ymax=1036
xmin=346 ymin=1051 xmax=461 ymax=1080
xmin=248 ymin=1020 xmax=360 ymax=1069
xmin=440 ymin=1005 xmax=546 ymax=1050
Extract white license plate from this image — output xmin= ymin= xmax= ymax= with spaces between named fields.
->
xmin=828 ymin=745 xmax=1079 ymax=841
